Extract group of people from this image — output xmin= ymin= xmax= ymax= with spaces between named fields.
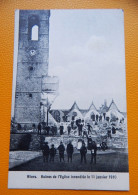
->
xmin=37 ymin=120 xmax=93 ymax=137
xmin=57 ymin=119 xmax=94 ymax=137
xmin=38 ymin=122 xmax=57 ymax=135
xmin=42 ymin=139 xmax=97 ymax=164
xmin=42 ymin=141 xmax=74 ymax=163
xmin=68 ymin=118 xmax=93 ymax=137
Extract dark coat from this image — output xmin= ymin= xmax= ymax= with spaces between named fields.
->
xmin=38 ymin=123 xmax=41 ymax=130
xmin=67 ymin=126 xmax=71 ymax=132
xmin=78 ymin=124 xmax=83 ymax=131
xmin=58 ymin=144 xmax=65 ymax=154
xmin=87 ymin=138 xmax=93 ymax=150
xmin=50 ymin=147 xmax=56 ymax=156
xmin=67 ymin=143 xmax=74 ymax=155
xmin=80 ymin=145 xmax=87 ymax=154
xmin=60 ymin=126 xmax=64 ymax=135
xmin=42 ymin=144 xmax=49 ymax=156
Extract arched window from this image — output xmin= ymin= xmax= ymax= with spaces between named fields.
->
xmin=91 ymin=113 xmax=95 ymax=121
xmin=31 ymin=25 xmax=38 ymax=41
xmin=28 ymin=15 xmax=39 ymax=40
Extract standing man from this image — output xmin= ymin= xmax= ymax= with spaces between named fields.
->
xmin=91 ymin=141 xmax=97 ymax=164
xmin=49 ymin=144 xmax=56 ymax=162
xmin=53 ymin=124 xmax=57 ymax=135
xmin=76 ymin=119 xmax=79 ymax=128
xmin=45 ymin=125 xmax=50 ymax=136
xmin=67 ymin=141 xmax=74 ymax=162
xmin=59 ymin=123 xmax=64 ymax=135
xmin=51 ymin=125 xmax=54 ymax=136
xmin=38 ymin=122 xmax=41 ymax=135
xmin=107 ymin=128 xmax=112 ymax=138
xmin=112 ymin=126 xmax=116 ymax=134
xmin=67 ymin=124 xmax=71 ymax=135
xmin=71 ymin=120 xmax=74 ymax=129
xmin=87 ymin=123 xmax=92 ymax=135
xmin=78 ymin=122 xmax=83 ymax=136
xmin=80 ymin=142 xmax=87 ymax=163
xmin=57 ymin=141 xmax=65 ymax=162
xmin=42 ymin=142 xmax=49 ymax=163
xmin=87 ymin=135 xmax=93 ymax=150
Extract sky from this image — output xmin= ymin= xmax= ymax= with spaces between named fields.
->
xmin=48 ymin=9 xmax=126 ymax=112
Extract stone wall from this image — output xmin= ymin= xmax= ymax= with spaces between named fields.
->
xmin=10 ymin=134 xmax=45 ymax=151
xmin=10 ymin=133 xmax=128 ymax=151
xmin=10 ymin=134 xmax=82 ymax=151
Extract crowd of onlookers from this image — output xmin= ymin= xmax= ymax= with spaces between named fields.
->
xmin=42 ymin=139 xmax=98 ymax=164
xmin=37 ymin=117 xmax=120 ymax=140
xmin=37 ymin=118 xmax=98 ymax=137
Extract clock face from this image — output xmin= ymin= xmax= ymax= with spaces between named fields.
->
xmin=30 ymin=49 xmax=36 ymax=56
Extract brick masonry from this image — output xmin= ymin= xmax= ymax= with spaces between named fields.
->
xmin=14 ymin=10 xmax=50 ymax=126
xmin=10 ymin=134 xmax=85 ymax=151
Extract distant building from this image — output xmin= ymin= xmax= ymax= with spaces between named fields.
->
xmin=50 ymin=100 xmax=126 ymax=123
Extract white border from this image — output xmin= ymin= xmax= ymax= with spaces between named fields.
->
xmin=8 ymin=171 xmax=129 ymax=190
xmin=8 ymin=10 xmax=129 ymax=191
xmin=11 ymin=9 xmax=19 ymax=117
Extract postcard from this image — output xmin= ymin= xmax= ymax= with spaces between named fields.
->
xmin=8 ymin=9 xmax=129 ymax=190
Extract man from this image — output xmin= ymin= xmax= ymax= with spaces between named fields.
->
xmin=53 ymin=124 xmax=57 ymax=135
xmin=51 ymin=125 xmax=54 ymax=136
xmin=91 ymin=141 xmax=97 ymax=164
xmin=112 ymin=126 xmax=116 ymax=134
xmin=66 ymin=141 xmax=74 ymax=162
xmin=42 ymin=142 xmax=49 ymax=162
xmin=71 ymin=120 xmax=74 ymax=129
xmin=67 ymin=124 xmax=71 ymax=135
xmin=45 ymin=125 xmax=50 ymax=136
xmin=57 ymin=141 xmax=65 ymax=162
xmin=76 ymin=119 xmax=79 ymax=128
xmin=49 ymin=144 xmax=56 ymax=162
xmin=87 ymin=135 xmax=93 ymax=150
xmin=78 ymin=122 xmax=83 ymax=136
xmin=107 ymin=128 xmax=112 ymax=138
xmin=83 ymin=126 xmax=87 ymax=138
xmin=59 ymin=123 xmax=64 ymax=135
xmin=38 ymin=122 xmax=41 ymax=135
xmin=80 ymin=142 xmax=87 ymax=163
xmin=87 ymin=123 xmax=92 ymax=135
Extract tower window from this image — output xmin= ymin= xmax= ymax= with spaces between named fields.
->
xmin=31 ymin=25 xmax=39 ymax=41
xmin=29 ymin=66 xmax=34 ymax=71
xmin=28 ymin=15 xmax=39 ymax=40
xmin=29 ymin=94 xmax=32 ymax=98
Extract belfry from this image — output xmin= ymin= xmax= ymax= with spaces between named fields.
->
xmin=14 ymin=10 xmax=51 ymax=128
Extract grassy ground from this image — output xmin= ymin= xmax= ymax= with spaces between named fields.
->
xmin=10 ymin=152 xmax=128 ymax=172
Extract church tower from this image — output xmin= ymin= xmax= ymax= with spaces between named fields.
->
xmin=14 ymin=10 xmax=50 ymax=128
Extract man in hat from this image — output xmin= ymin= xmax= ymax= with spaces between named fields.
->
xmin=59 ymin=123 xmax=64 ymax=135
xmin=67 ymin=124 xmax=71 ymax=135
xmin=49 ymin=144 xmax=56 ymax=162
xmin=42 ymin=142 xmax=49 ymax=162
xmin=57 ymin=141 xmax=65 ymax=162
xmin=38 ymin=122 xmax=41 ymax=135
xmin=87 ymin=135 xmax=93 ymax=150
xmin=80 ymin=142 xmax=87 ymax=163
xmin=66 ymin=141 xmax=74 ymax=162
xmin=78 ymin=122 xmax=83 ymax=136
